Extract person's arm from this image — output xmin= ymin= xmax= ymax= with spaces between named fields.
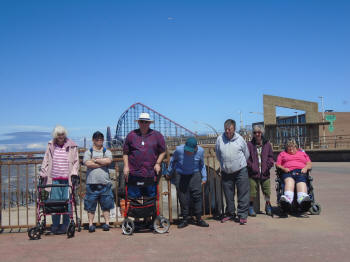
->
xmin=71 ymin=146 xmax=80 ymax=176
xmin=83 ymin=150 xmax=102 ymax=169
xmin=275 ymin=152 xmax=290 ymax=173
xmin=246 ymin=143 xmax=253 ymax=169
xmin=242 ymin=139 xmax=250 ymax=160
xmin=266 ymin=143 xmax=275 ymax=170
xmin=301 ymin=152 xmax=312 ymax=173
xmin=200 ymin=150 xmax=207 ymax=184
xmin=123 ymin=154 xmax=129 ymax=179
xmin=85 ymin=159 xmax=103 ymax=169
xmin=301 ymin=161 xmax=312 ymax=174
xmin=40 ymin=146 xmax=50 ymax=178
xmin=154 ymin=151 xmax=166 ymax=175
xmin=95 ymin=150 xmax=112 ymax=166
xmin=154 ymin=134 xmax=166 ymax=175
xmin=122 ymin=135 xmax=131 ymax=179
xmin=167 ymin=150 xmax=178 ymax=179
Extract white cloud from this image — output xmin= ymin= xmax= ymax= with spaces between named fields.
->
xmin=0 ymin=125 xmax=52 ymax=132
xmin=0 ymin=145 xmax=8 ymax=151
xmin=0 ymin=134 xmax=15 ymax=140
xmin=26 ymin=143 xmax=46 ymax=150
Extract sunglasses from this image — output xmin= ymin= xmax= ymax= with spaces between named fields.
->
xmin=253 ymin=131 xmax=262 ymax=134
xmin=139 ymin=120 xmax=150 ymax=124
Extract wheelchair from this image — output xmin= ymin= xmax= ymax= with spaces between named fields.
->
xmin=275 ymin=168 xmax=321 ymax=216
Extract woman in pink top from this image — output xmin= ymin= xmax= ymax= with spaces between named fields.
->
xmin=40 ymin=125 xmax=79 ymax=234
xmin=275 ymin=138 xmax=312 ymax=211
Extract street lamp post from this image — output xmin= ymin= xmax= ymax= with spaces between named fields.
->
xmin=249 ymin=111 xmax=264 ymax=126
xmin=295 ymin=112 xmax=300 ymax=147
xmin=318 ymin=96 xmax=326 ymax=147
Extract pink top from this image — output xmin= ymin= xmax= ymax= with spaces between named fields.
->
xmin=276 ymin=150 xmax=311 ymax=171
xmin=51 ymin=145 xmax=69 ymax=180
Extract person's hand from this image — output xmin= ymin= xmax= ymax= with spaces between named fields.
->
xmin=123 ymin=166 xmax=129 ymax=180
xmin=165 ymin=175 xmax=171 ymax=180
xmin=201 ymin=181 xmax=206 ymax=185
xmin=154 ymin=163 xmax=161 ymax=175
xmin=301 ymin=167 xmax=308 ymax=174
xmin=283 ymin=167 xmax=290 ymax=173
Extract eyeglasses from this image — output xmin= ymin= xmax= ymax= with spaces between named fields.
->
xmin=253 ymin=131 xmax=262 ymax=134
xmin=139 ymin=120 xmax=150 ymax=124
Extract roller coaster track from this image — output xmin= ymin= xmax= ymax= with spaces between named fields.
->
xmin=107 ymin=102 xmax=196 ymax=147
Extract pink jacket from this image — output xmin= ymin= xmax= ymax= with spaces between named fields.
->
xmin=40 ymin=138 xmax=79 ymax=189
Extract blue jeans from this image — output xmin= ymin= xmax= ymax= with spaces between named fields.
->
xmin=50 ymin=180 xmax=70 ymax=228
xmin=127 ymin=176 xmax=156 ymax=198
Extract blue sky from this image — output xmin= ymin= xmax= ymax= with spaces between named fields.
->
xmin=0 ymin=0 xmax=349 ymax=151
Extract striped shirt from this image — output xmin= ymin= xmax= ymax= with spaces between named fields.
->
xmin=51 ymin=145 xmax=69 ymax=180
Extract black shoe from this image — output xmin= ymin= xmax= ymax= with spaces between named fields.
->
xmin=299 ymin=196 xmax=312 ymax=212
xmin=280 ymin=196 xmax=291 ymax=212
xmin=177 ymin=220 xmax=188 ymax=229
xmin=196 ymin=219 xmax=209 ymax=227
xmin=88 ymin=225 xmax=96 ymax=233
xmin=102 ymin=224 xmax=110 ymax=231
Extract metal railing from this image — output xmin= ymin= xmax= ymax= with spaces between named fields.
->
xmin=0 ymin=148 xmax=222 ymax=231
xmin=270 ymin=135 xmax=350 ymax=150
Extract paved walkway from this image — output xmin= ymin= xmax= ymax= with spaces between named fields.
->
xmin=1 ymin=162 xmax=350 ymax=262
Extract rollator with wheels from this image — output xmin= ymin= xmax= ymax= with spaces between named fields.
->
xmin=121 ymin=177 xmax=170 ymax=235
xmin=28 ymin=175 xmax=81 ymax=239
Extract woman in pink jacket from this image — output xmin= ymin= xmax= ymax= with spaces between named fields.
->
xmin=40 ymin=125 xmax=79 ymax=234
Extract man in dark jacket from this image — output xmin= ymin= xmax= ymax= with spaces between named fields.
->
xmin=247 ymin=125 xmax=274 ymax=216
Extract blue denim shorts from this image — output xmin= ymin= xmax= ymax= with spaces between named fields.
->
xmin=84 ymin=184 xmax=115 ymax=212
xmin=282 ymin=169 xmax=308 ymax=184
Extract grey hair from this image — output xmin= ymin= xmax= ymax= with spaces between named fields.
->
xmin=52 ymin=125 xmax=68 ymax=139
xmin=224 ymin=119 xmax=236 ymax=130
xmin=253 ymin=125 xmax=265 ymax=134
xmin=285 ymin=138 xmax=298 ymax=150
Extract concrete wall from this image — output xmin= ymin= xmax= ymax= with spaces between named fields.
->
xmin=263 ymin=94 xmax=318 ymax=125
xmin=273 ymin=149 xmax=350 ymax=162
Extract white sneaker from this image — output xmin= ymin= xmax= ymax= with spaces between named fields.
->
xmin=280 ymin=195 xmax=291 ymax=204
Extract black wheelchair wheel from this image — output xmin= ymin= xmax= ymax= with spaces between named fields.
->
xmin=153 ymin=216 xmax=170 ymax=234
xmin=122 ymin=218 xmax=135 ymax=235
xmin=67 ymin=222 xmax=75 ymax=238
xmin=309 ymin=203 xmax=321 ymax=215
xmin=28 ymin=227 xmax=41 ymax=240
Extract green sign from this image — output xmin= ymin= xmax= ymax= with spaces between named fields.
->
xmin=325 ymin=115 xmax=336 ymax=133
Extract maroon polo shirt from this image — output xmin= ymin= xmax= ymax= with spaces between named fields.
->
xmin=123 ymin=129 xmax=166 ymax=178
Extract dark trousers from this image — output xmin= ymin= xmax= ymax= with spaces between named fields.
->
xmin=222 ymin=167 xmax=249 ymax=219
xmin=178 ymin=172 xmax=202 ymax=219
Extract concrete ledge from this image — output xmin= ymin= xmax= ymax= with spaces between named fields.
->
xmin=273 ymin=149 xmax=350 ymax=162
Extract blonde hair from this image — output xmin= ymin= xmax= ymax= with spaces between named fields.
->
xmin=52 ymin=125 xmax=68 ymax=139
xmin=285 ymin=138 xmax=297 ymax=150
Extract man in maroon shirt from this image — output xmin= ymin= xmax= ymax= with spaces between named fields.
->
xmin=123 ymin=113 xmax=166 ymax=197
